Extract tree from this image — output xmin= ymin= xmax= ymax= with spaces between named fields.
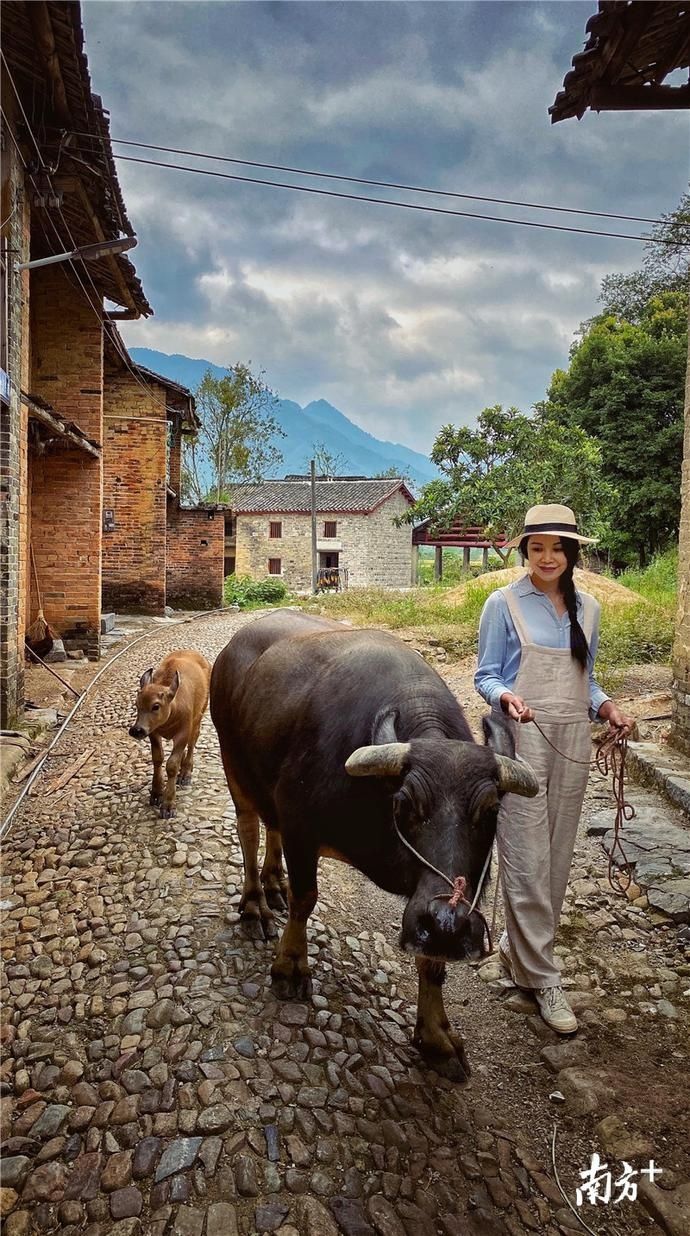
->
xmin=400 ymin=405 xmax=614 ymax=550
xmin=182 ymin=364 xmax=285 ymax=504
xmin=598 ymin=190 xmax=689 ymax=322
xmin=374 ymin=464 xmax=415 ymax=489
xmin=304 ymin=441 xmax=351 ymax=478
xmin=542 ymin=292 xmax=687 ymax=565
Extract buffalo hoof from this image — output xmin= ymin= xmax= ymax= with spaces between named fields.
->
xmin=240 ymin=910 xmax=278 ymax=942
xmin=177 ymin=773 xmax=192 ymax=787
xmin=159 ymin=804 xmax=176 ymax=819
xmin=263 ymin=884 xmax=288 ymax=912
xmin=271 ymin=971 xmax=313 ymax=1002
xmin=149 ymin=790 xmax=162 ymax=807
xmin=414 ymin=1033 xmax=471 ymax=1085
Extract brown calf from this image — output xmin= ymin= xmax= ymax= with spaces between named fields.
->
xmin=129 ymin=650 xmax=211 ymax=818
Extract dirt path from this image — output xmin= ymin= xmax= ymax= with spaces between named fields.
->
xmin=1 ymin=611 xmax=688 ymax=1236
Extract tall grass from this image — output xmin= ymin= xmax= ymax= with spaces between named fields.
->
xmin=295 ymin=547 xmax=678 ymax=684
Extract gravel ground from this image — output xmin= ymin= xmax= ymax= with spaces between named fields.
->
xmin=1 ymin=609 xmax=689 ymax=1236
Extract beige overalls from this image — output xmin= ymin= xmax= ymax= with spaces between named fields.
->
xmin=497 ymin=585 xmax=597 ymax=990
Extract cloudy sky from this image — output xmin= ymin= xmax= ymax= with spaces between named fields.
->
xmin=84 ymin=0 xmax=687 ymax=453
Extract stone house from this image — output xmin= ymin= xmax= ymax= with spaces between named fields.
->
xmin=226 ymin=477 xmax=415 ymax=591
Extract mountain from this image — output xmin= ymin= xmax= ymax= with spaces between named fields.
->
xmin=129 ymin=348 xmax=437 ymax=491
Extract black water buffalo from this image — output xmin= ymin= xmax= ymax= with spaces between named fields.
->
xmin=210 ymin=610 xmax=537 ymax=1081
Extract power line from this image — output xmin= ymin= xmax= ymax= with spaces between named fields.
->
xmin=67 ymin=131 xmax=666 ymax=227
xmin=115 ymin=152 xmax=671 ymax=244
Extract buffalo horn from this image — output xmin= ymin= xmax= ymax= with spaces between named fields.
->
xmin=345 ymin=743 xmax=411 ymax=777
xmin=494 ymin=755 xmax=539 ymax=797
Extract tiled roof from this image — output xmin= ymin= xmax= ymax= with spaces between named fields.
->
xmin=228 ymin=478 xmax=415 ymax=515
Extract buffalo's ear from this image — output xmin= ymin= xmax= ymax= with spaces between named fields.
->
xmin=372 ymin=708 xmax=398 ymax=745
xmin=139 ymin=668 xmax=154 ymax=689
xmin=482 ymin=712 xmax=515 ymax=759
xmin=168 ymin=671 xmax=180 ymax=699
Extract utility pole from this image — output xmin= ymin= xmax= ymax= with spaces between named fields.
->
xmin=311 ymin=459 xmax=318 ymax=594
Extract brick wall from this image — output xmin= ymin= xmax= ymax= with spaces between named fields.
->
xmin=29 ymin=266 xmax=103 ymax=658
xmin=166 ymin=506 xmax=225 ymax=608
xmin=0 ymin=124 xmax=30 ymax=725
xmin=234 ymin=490 xmax=413 ymax=591
xmin=671 ymin=304 xmax=690 ymax=753
xmin=168 ymin=419 xmax=182 ymax=495
xmin=102 ymin=366 xmax=167 ymax=613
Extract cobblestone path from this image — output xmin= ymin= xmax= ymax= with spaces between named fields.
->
xmin=1 ymin=611 xmax=689 ymax=1236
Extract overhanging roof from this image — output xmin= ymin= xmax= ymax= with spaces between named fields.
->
xmin=550 ymin=1 xmax=690 ymax=122
xmin=2 ymin=1 xmax=152 ymax=315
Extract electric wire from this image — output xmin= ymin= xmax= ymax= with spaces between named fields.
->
xmin=114 ymin=152 xmax=674 ymax=244
xmin=65 ymin=130 xmax=667 ymax=226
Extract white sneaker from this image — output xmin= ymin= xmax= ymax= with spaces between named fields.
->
xmin=535 ymin=985 xmax=578 ymax=1034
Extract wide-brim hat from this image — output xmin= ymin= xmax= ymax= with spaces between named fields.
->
xmin=504 ymin=503 xmax=598 ymax=550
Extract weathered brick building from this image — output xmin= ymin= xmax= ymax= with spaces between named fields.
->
xmin=102 ymin=334 xmax=223 ymax=615
xmin=0 ymin=3 xmax=221 ymax=727
xmin=226 ymin=477 xmax=414 ymax=591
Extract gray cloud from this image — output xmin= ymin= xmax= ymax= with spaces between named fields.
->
xmin=83 ymin=1 xmax=688 ymax=454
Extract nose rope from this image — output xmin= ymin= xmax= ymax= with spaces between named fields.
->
xmin=392 ymin=816 xmax=493 ymax=950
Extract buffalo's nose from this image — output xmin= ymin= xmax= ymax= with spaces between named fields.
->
xmin=129 ymin=726 xmax=145 ymax=739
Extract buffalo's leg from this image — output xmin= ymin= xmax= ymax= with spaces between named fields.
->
xmin=220 ymin=753 xmax=276 ymax=940
xmin=271 ymin=838 xmax=317 ymax=1001
xmin=413 ymin=956 xmax=471 ymax=1083
xmin=160 ymin=737 xmax=186 ymax=819
xmin=149 ymin=735 xmax=165 ymax=807
xmin=178 ymin=720 xmax=200 ymax=787
xmin=261 ymin=829 xmax=288 ymax=911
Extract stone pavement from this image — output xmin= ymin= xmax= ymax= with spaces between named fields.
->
xmin=1 ymin=611 xmax=689 ymax=1236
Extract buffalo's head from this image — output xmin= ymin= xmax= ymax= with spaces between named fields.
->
xmin=345 ymin=715 xmax=537 ymax=962
xmin=129 ymin=667 xmax=180 ymax=739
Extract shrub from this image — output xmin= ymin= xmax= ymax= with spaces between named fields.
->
xmin=224 ymin=574 xmax=288 ymax=607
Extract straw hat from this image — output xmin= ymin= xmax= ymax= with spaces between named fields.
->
xmin=504 ymin=503 xmax=598 ymax=549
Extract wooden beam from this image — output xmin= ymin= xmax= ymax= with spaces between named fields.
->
xmin=25 ymin=398 xmax=101 ymax=458
xmin=71 ymin=179 xmax=138 ymax=314
xmin=27 ymin=2 xmax=70 ymax=124
xmin=589 ymin=82 xmax=690 ymax=110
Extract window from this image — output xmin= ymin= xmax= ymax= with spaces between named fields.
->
xmin=269 ymin=520 xmax=282 ymax=539
xmin=268 ymin=558 xmax=282 ymax=575
xmin=324 ymin=520 xmax=337 ymax=538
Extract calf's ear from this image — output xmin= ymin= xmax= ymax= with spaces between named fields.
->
xmin=482 ymin=712 xmax=515 ymax=758
xmin=139 ymin=668 xmax=154 ymax=688
xmin=168 ymin=670 xmax=180 ymax=699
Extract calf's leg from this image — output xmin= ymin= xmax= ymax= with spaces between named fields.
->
xmin=261 ymin=829 xmax=288 ymax=911
xmin=160 ymin=737 xmax=186 ymax=819
xmin=149 ymin=735 xmax=165 ymax=807
xmin=220 ymin=752 xmax=276 ymax=940
xmin=178 ymin=720 xmax=201 ymax=787
xmin=271 ymin=836 xmax=317 ymax=1001
xmin=414 ymin=956 xmax=470 ymax=1083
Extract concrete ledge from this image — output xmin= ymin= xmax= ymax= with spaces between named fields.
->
xmin=627 ymin=741 xmax=690 ymax=817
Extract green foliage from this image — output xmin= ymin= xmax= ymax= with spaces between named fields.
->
xmin=599 ymin=191 xmax=690 ymax=321
xmin=182 ymin=363 xmax=285 ymax=504
xmin=614 ymin=546 xmax=678 ymax=606
xmin=401 ymin=404 xmax=614 ymax=544
xmin=224 ymin=574 xmax=288 ymax=607
xmin=542 ymin=294 xmax=687 ymax=565
xmin=416 ymin=547 xmax=508 ymax=586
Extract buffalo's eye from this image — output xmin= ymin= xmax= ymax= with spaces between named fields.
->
xmin=152 ymin=704 xmax=160 ymax=712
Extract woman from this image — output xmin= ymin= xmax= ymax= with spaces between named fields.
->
xmin=475 ymin=503 xmax=633 ymax=1034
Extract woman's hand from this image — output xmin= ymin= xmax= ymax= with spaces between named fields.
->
xmin=597 ymin=700 xmax=635 ymax=734
xmin=500 ymin=692 xmax=535 ymax=724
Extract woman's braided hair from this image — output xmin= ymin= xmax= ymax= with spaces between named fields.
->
xmin=519 ymin=536 xmax=589 ymax=670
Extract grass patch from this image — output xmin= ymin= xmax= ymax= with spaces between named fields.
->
xmin=294 ymin=546 xmax=678 ymax=685
xmin=224 ymin=574 xmax=289 ymax=608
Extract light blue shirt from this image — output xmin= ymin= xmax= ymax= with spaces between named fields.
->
xmin=474 ymin=574 xmax=610 ymax=721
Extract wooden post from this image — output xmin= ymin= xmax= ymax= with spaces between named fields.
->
xmin=463 ymin=546 xmax=471 ymax=573
xmin=482 ymin=547 xmax=489 ymax=570
xmin=310 ymin=460 xmax=318 ymax=594
xmin=411 ymin=544 xmax=419 ymax=586
xmin=434 ymin=546 xmax=443 ymax=582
